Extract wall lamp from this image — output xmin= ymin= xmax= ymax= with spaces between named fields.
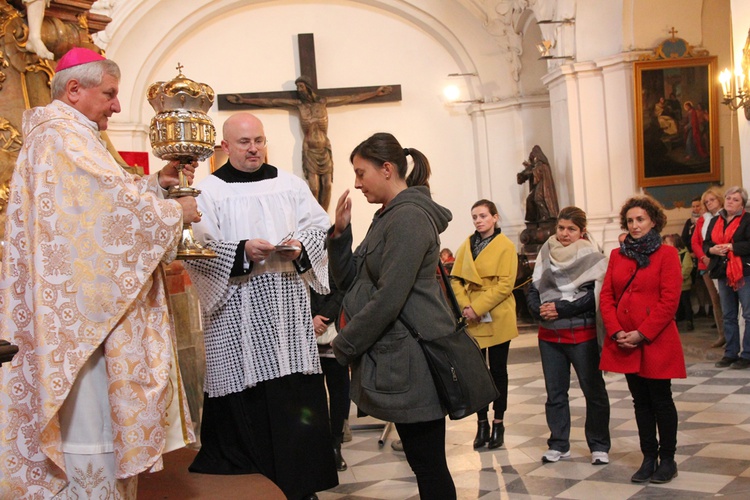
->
xmin=443 ymin=73 xmax=483 ymax=104
xmin=537 ymin=18 xmax=575 ymax=25
xmin=719 ymin=31 xmax=750 ymax=121
xmin=719 ymin=52 xmax=750 ymax=120
xmin=443 ymin=85 xmax=484 ymax=104
xmin=536 ymin=39 xmax=574 ymax=60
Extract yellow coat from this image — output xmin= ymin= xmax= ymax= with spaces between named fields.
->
xmin=451 ymin=233 xmax=519 ymax=348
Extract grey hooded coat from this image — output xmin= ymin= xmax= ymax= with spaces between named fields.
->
xmin=329 ymin=186 xmax=455 ymax=423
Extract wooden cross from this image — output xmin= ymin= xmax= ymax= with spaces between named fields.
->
xmin=218 ymin=33 xmax=402 ymax=210
xmin=218 ymin=33 xmax=401 ymax=108
xmin=669 ymin=27 xmax=679 ymax=40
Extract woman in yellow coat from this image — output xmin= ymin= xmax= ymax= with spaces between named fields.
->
xmin=451 ymin=199 xmax=519 ymax=449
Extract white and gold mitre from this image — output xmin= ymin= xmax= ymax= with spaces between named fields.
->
xmin=147 ymin=64 xmax=216 ymax=162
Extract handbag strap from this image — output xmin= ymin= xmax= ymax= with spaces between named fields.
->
xmin=362 ymin=257 xmax=424 ymax=341
xmin=615 ymin=268 xmax=638 ymax=307
xmin=436 ymin=262 xmax=464 ymax=324
xmin=397 ymin=203 xmax=465 ymax=325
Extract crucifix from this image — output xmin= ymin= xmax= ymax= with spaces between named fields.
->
xmin=219 ymin=33 xmax=402 ymax=210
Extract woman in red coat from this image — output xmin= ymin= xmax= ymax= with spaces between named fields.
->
xmin=600 ymin=195 xmax=686 ymax=485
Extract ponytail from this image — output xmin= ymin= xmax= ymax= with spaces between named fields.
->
xmin=350 ymin=133 xmax=431 ymax=188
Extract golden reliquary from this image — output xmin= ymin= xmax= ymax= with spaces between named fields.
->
xmin=147 ymin=64 xmax=216 ymax=259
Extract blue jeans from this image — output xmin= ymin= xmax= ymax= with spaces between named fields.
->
xmin=539 ymin=338 xmax=611 ymax=453
xmin=717 ymin=278 xmax=750 ymax=360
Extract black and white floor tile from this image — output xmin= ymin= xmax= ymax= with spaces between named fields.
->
xmin=321 ymin=319 xmax=750 ymax=499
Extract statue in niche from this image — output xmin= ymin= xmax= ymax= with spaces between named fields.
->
xmin=517 ymin=145 xmax=559 ymax=223
xmin=515 ymin=144 xmax=560 ymax=262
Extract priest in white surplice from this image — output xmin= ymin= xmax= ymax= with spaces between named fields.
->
xmin=185 ymin=113 xmax=338 ymax=499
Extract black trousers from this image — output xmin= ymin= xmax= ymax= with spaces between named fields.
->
xmin=395 ymin=418 xmax=456 ymax=499
xmin=625 ymin=374 xmax=678 ymax=460
xmin=189 ymin=373 xmax=338 ymax=499
xmin=678 ymin=290 xmax=694 ymax=322
xmin=320 ymin=357 xmax=351 ymax=444
xmin=477 ymin=340 xmax=510 ymax=421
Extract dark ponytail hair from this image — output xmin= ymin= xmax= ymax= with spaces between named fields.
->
xmin=350 ymin=132 xmax=431 ymax=187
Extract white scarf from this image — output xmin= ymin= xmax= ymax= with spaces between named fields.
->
xmin=532 ymin=235 xmax=607 ymax=304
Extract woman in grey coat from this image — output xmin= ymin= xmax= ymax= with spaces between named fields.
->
xmin=329 ymin=132 xmax=456 ymax=498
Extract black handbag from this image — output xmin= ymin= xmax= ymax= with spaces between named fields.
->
xmin=397 ymin=263 xmax=500 ymax=420
xmin=707 ymin=255 xmax=728 ymax=279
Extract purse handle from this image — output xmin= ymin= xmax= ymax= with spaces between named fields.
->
xmin=436 ymin=262 xmax=465 ymax=325
xmin=362 ymin=256 xmax=425 ymax=341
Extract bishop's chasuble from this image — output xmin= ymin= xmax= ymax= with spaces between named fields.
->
xmin=0 ymin=100 xmax=194 ymax=498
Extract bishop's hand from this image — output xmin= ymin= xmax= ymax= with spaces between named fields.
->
xmin=159 ymin=160 xmax=197 ymax=189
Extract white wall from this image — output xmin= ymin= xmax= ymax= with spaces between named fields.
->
xmin=730 ymin=0 xmax=750 ymax=187
xmin=101 ymin=0 xmax=738 ymax=256
xmin=102 ymin=0 xmax=530 ymax=253
xmin=538 ymin=0 xmax=737 ymax=253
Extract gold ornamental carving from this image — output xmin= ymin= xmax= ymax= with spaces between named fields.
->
xmin=147 ymin=64 xmax=216 ymax=259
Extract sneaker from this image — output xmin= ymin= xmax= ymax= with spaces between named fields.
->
xmin=542 ymin=449 xmax=570 ymax=463
xmin=731 ymin=358 xmax=750 ymax=370
xmin=715 ymin=356 xmax=739 ymax=368
xmin=591 ymin=451 xmax=609 ymax=465
xmin=391 ymin=439 xmax=403 ymax=452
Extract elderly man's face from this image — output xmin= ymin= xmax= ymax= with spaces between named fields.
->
xmin=75 ymin=73 xmax=121 ymax=131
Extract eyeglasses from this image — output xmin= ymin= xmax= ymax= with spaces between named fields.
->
xmin=238 ymin=136 xmax=267 ymax=149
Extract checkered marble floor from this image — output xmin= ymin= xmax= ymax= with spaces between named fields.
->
xmin=320 ymin=320 xmax=750 ymax=499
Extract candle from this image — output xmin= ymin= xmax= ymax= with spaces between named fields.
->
xmin=720 ymin=68 xmax=731 ymax=97
xmin=736 ymin=67 xmax=746 ymax=94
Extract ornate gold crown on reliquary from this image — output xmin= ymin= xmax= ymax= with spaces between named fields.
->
xmin=147 ymin=64 xmax=217 ymax=259
xmin=147 ymin=63 xmax=216 ymax=163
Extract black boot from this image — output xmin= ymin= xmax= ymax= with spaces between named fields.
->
xmin=631 ymin=455 xmax=657 ymax=483
xmin=333 ymin=444 xmax=347 ymax=471
xmin=487 ymin=421 xmax=504 ymax=449
xmin=473 ymin=420 xmax=490 ymax=448
xmin=651 ymin=458 xmax=677 ymax=484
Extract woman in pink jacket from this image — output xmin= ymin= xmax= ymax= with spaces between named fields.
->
xmin=600 ymin=195 xmax=686 ymax=485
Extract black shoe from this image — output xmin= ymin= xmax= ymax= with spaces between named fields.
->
xmin=715 ymin=356 xmax=739 ymax=368
xmin=686 ymin=321 xmax=694 ymax=331
xmin=731 ymin=358 xmax=750 ymax=370
xmin=631 ymin=455 xmax=657 ymax=483
xmin=333 ymin=446 xmax=347 ymax=471
xmin=650 ymin=458 xmax=678 ymax=484
xmin=473 ymin=420 xmax=490 ymax=448
xmin=487 ymin=421 xmax=504 ymax=449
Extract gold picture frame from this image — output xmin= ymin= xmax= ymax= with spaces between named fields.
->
xmin=210 ymin=145 xmax=227 ymax=172
xmin=634 ymin=55 xmax=720 ymax=187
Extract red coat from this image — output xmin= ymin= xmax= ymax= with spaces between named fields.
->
xmin=599 ymin=245 xmax=687 ymax=379
xmin=691 ymin=215 xmax=708 ymax=271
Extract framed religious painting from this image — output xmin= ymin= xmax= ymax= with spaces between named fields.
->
xmin=634 ymin=54 xmax=720 ymax=187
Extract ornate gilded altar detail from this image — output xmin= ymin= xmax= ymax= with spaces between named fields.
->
xmin=0 ymin=0 xmax=112 ymax=242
